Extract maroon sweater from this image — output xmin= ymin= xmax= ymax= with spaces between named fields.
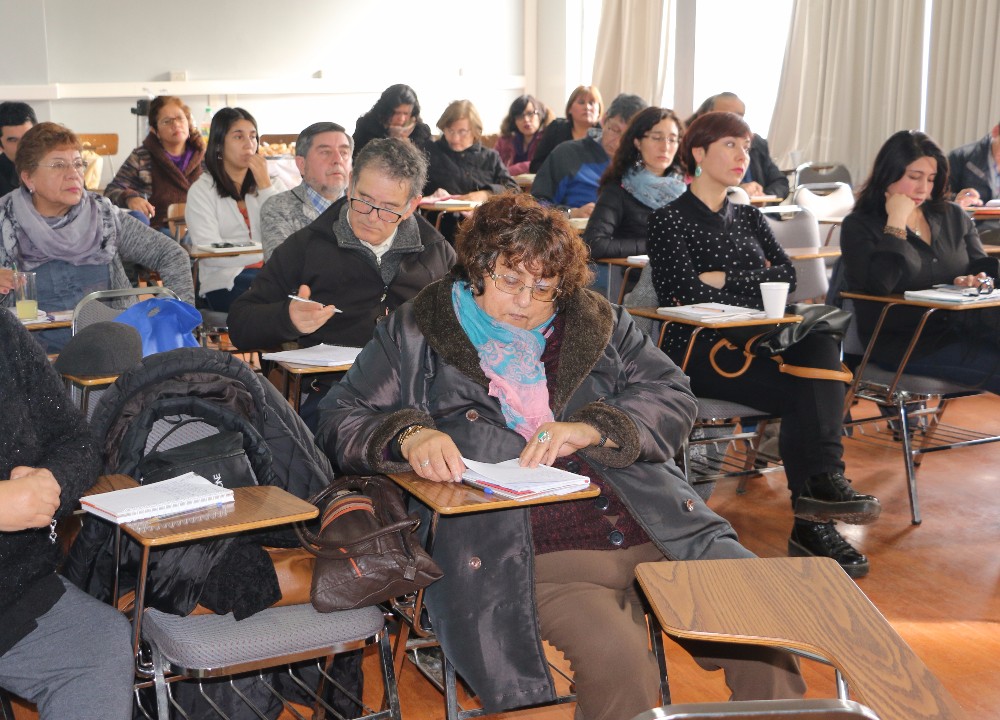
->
xmin=529 ymin=314 xmax=651 ymax=554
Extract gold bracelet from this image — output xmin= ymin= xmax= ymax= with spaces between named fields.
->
xmin=397 ymin=424 xmax=427 ymax=453
xmin=883 ymin=224 xmax=907 ymax=240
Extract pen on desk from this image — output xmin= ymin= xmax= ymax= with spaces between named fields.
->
xmin=288 ymin=294 xmax=344 ymax=313
xmin=461 ymin=478 xmax=494 ymax=495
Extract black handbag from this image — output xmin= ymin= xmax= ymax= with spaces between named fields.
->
xmin=295 ymin=476 xmax=443 ymax=612
xmin=138 ymin=422 xmax=257 ymax=488
xmin=710 ymin=303 xmax=854 ymax=382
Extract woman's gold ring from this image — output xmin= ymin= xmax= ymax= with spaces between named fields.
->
xmin=537 ymin=430 xmax=551 ymax=444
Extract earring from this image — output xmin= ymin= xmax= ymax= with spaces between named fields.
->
xmin=633 ymin=156 xmax=645 ymax=171
xmin=694 ymin=165 xmax=702 ymax=177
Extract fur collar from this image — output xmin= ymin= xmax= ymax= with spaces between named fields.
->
xmin=413 ymin=279 xmax=614 ymax=415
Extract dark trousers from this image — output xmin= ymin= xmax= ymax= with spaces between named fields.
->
xmin=683 ymin=332 xmax=847 ymax=502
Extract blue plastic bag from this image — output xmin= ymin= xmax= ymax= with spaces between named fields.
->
xmin=114 ymin=298 xmax=201 ymax=356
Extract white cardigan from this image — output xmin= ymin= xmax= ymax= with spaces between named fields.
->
xmin=185 ymin=173 xmax=282 ymax=295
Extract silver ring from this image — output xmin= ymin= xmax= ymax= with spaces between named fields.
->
xmin=419 ymin=460 xmax=431 ymax=468
xmin=536 ymin=430 xmax=551 ymax=444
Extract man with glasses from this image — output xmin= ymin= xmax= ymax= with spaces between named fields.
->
xmin=531 ymin=94 xmax=647 ymax=219
xmin=229 ymin=137 xmax=454 ymax=428
xmin=0 ymin=101 xmax=37 ymax=196
xmin=260 ymin=122 xmax=354 ymax=260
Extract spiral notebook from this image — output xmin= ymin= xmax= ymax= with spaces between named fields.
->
xmin=80 ymin=472 xmax=235 ymax=524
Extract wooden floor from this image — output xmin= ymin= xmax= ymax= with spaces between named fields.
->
xmin=358 ymin=395 xmax=1000 ymax=720
xmin=13 ymin=398 xmax=998 ymax=720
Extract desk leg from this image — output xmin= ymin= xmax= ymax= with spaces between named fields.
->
xmin=132 ymin=545 xmax=152 ymax=657
xmin=291 ymin=374 xmax=303 ymax=412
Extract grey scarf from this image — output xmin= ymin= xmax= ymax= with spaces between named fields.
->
xmin=2 ymin=188 xmax=118 ymax=271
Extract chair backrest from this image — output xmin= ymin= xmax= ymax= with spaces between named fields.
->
xmin=634 ymin=698 xmax=881 ymax=719
xmin=791 ymin=183 xmax=854 ymax=251
xmin=167 ymin=202 xmax=187 ymax=242
xmin=791 ymin=183 xmax=855 ymax=218
xmin=795 ymin=162 xmax=852 ymax=190
xmin=72 ymin=286 xmax=180 ymax=335
xmin=763 ymin=206 xmax=827 ymax=302
xmin=480 ymin=132 xmax=499 ymax=149
xmin=727 ymin=186 xmax=751 ymax=205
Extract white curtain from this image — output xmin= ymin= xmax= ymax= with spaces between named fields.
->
xmin=591 ymin=0 xmax=671 ymax=105
xmin=925 ymin=0 xmax=1000 ymax=153
xmin=768 ymin=0 xmax=925 ymax=184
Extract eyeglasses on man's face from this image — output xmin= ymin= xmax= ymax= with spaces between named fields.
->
xmin=490 ymin=273 xmax=561 ymax=302
xmin=349 ymin=196 xmax=402 ymax=224
xmin=37 ymin=160 xmax=87 ymax=175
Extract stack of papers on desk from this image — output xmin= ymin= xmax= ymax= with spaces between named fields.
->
xmin=419 ymin=197 xmax=482 ymax=208
xmin=261 ymin=344 xmax=362 ymax=367
xmin=656 ymin=303 xmax=766 ymax=322
xmin=193 ymin=242 xmax=262 ymax=254
xmin=903 ymin=288 xmax=999 ymax=304
xmin=461 ymin=458 xmax=590 ymax=501
xmin=14 ymin=309 xmax=73 ymax=325
xmin=80 ymin=472 xmax=234 ymax=524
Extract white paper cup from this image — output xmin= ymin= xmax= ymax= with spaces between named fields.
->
xmin=760 ymin=282 xmax=789 ymax=319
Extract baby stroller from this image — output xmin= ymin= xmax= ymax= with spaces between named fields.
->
xmin=63 ymin=347 xmax=360 ymax=718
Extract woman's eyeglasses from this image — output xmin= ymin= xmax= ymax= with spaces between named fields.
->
xmin=158 ymin=116 xmax=188 ymax=127
xmin=37 ymin=160 xmax=87 ymax=175
xmin=490 ymin=273 xmax=561 ymax=302
xmin=517 ymin=111 xmax=540 ymax=121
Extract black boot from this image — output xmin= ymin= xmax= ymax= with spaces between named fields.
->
xmin=794 ymin=472 xmax=881 ymax=525
xmin=789 ymin=520 xmax=870 ymax=578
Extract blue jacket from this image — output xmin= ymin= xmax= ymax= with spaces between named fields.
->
xmin=531 ymin=135 xmax=608 ymax=210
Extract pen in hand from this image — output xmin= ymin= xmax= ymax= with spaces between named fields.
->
xmin=288 ymin=294 xmax=343 ymax=313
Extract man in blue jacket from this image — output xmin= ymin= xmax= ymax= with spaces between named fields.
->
xmin=532 ymin=94 xmax=647 ymax=219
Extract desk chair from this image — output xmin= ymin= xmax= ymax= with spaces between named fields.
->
xmin=623 ymin=303 xmax=785 ymax=496
xmin=384 ymin=472 xmax=669 ymax=720
xmin=838 ymin=291 xmax=1000 ymax=524
xmin=793 ymin=162 xmax=852 ymax=191
xmin=635 ymin=558 xmax=964 ymax=720
xmin=78 ymin=133 xmax=119 ymax=188
xmin=118 ymin=487 xmax=400 ymax=720
xmin=64 ymin=287 xmax=180 ymax=419
xmin=762 ymin=206 xmax=827 ymax=302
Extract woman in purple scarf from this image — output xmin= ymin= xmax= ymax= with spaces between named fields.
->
xmin=104 ymin=95 xmax=205 ymax=231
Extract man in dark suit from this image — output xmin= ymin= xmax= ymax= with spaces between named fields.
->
xmin=948 ymin=121 xmax=999 ymax=208
xmin=0 ymin=102 xmax=36 ymax=196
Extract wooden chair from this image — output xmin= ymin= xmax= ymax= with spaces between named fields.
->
xmin=78 ymin=133 xmax=120 ymax=189
xmin=838 ymin=290 xmax=1000 ymax=524
xmin=635 ymin=557 xmax=965 ymax=720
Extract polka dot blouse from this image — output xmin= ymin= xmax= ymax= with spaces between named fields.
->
xmin=647 ymin=189 xmax=795 ymax=359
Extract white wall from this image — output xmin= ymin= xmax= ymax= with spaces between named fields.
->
xmin=0 ymin=0 xmax=543 ymax=170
